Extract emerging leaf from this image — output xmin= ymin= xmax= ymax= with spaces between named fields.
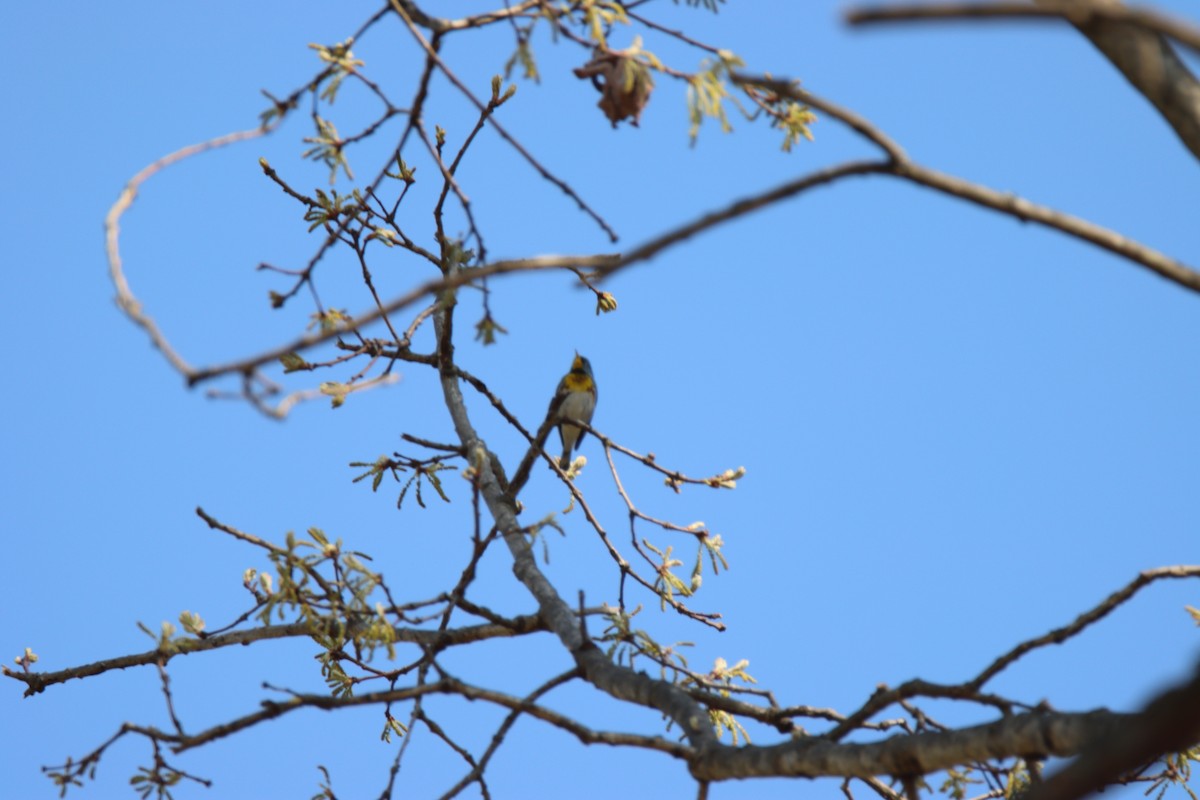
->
xmin=280 ymin=353 xmax=308 ymax=373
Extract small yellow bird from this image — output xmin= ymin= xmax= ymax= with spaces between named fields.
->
xmin=555 ymin=353 xmax=598 ymax=469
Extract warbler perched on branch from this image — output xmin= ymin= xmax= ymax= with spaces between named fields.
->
xmin=555 ymin=353 xmax=597 ymax=470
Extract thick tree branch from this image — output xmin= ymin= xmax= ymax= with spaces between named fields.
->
xmin=692 ymin=709 xmax=1129 ymax=781
xmin=66 ymin=2 xmax=1200 ymax=795
xmin=1026 ymin=659 xmax=1200 ymax=800
xmin=1040 ymin=0 xmax=1200 ymax=162
xmin=431 ymin=282 xmax=719 ymax=749
xmin=846 ymin=2 xmax=1200 ymax=57
xmin=846 ymin=1 xmax=1200 ymax=162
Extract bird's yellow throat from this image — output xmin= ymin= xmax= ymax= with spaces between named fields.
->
xmin=562 ymin=373 xmax=594 ymax=393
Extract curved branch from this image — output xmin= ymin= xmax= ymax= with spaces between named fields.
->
xmin=1040 ymin=0 xmax=1200 ymax=163
xmin=968 ymin=565 xmax=1200 ymax=690
xmin=845 ymin=1 xmax=1200 ymax=162
xmin=104 ymin=125 xmax=277 ymax=377
xmin=596 ymin=140 xmax=1199 ymax=292
xmin=846 ymin=2 xmax=1200 ymax=58
xmin=117 ymin=76 xmax=1199 ymax=405
xmin=894 ymin=160 xmax=1200 ymax=290
xmin=1026 ymin=658 xmax=1200 ymax=800
xmin=598 ymin=160 xmax=887 ymax=276
xmin=822 ymin=565 xmax=1200 ymax=742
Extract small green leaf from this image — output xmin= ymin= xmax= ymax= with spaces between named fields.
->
xmin=280 ymin=353 xmax=308 ymax=373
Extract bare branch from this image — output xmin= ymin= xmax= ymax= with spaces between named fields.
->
xmin=71 ymin=3 xmax=1200 ymax=796
xmin=3 ymin=615 xmax=545 ymax=698
xmin=691 ymin=709 xmax=1132 ymax=781
xmin=1026 ymin=659 xmax=1200 ymax=800
xmin=104 ymin=124 xmax=277 ymax=377
xmin=184 ymin=253 xmax=618 ymax=385
xmin=437 ymin=670 xmax=580 ymax=799
xmin=162 ymin=674 xmax=695 ymax=757
xmin=430 ymin=270 xmax=721 ymax=749
xmin=390 ymin=0 xmax=543 ymax=34
xmin=388 ymin=0 xmax=619 ymax=241
xmin=896 ymin=159 xmax=1200 ymax=291
xmin=969 ymin=565 xmax=1200 ymax=690
xmin=845 ymin=1 xmax=1200 ymax=162
xmin=596 ymin=160 xmax=889 ymax=278
xmin=594 ymin=133 xmax=1199 ymax=293
xmin=845 ymin=2 xmax=1200 ymax=59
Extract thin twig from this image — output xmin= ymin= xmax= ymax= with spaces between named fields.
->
xmin=389 ymin=0 xmax=619 ymax=241
xmin=185 ymin=253 xmax=619 ymax=386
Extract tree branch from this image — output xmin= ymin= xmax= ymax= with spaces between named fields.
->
xmin=183 ymin=253 xmax=618 ymax=385
xmin=895 ymin=159 xmax=1200 ymax=290
xmin=1024 ymin=659 xmax=1200 ymax=800
xmin=430 ymin=264 xmax=720 ymax=750
xmin=845 ymin=1 xmax=1200 ymax=162
xmin=716 ymin=75 xmax=1200 ymax=293
xmin=846 ymin=1 xmax=1200 ymax=58
xmin=692 ymin=709 xmax=1130 ymax=781
xmin=3 ymin=616 xmax=545 ymax=698
xmin=968 ymin=565 xmax=1200 ymax=690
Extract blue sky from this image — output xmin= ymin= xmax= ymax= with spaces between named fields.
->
xmin=5 ymin=2 xmax=1200 ymax=798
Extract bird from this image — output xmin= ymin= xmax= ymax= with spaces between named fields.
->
xmin=555 ymin=353 xmax=598 ymax=470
